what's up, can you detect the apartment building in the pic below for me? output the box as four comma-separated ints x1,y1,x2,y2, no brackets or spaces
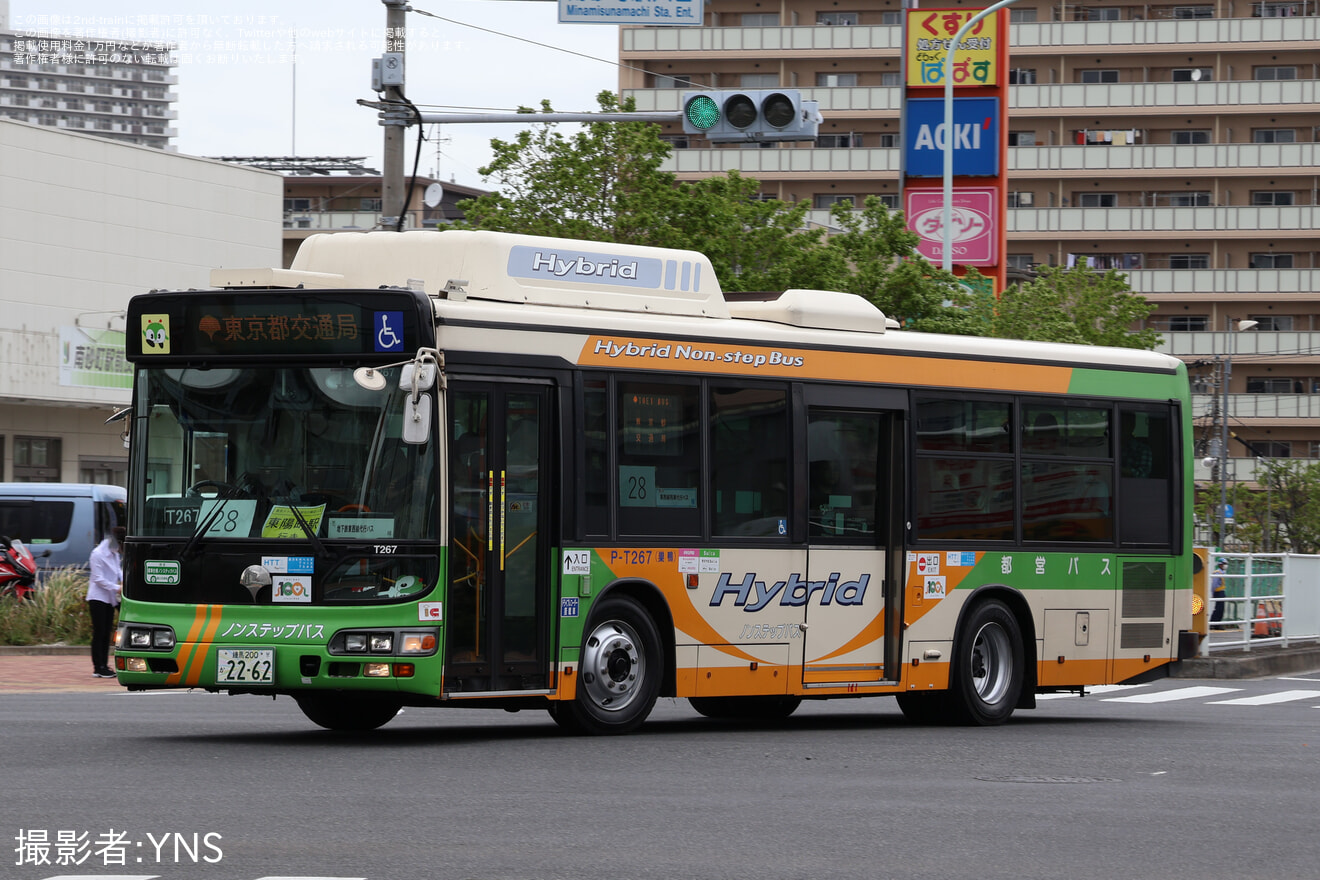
0,0,177,150
620,0,1320,489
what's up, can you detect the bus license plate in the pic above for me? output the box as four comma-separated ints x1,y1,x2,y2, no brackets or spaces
216,648,275,684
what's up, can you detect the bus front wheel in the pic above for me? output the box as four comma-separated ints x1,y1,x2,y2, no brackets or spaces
295,694,402,731
551,596,661,735
947,599,1024,726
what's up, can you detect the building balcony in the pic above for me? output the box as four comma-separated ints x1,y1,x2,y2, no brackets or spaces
1161,331,1320,360
1130,268,1320,296
1191,393,1320,420
1008,205,1320,237
283,210,436,232
626,78,1319,119
1191,456,1319,483
1011,143,1320,176
620,15,1319,56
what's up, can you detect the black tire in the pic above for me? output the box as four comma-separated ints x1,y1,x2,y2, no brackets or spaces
550,596,662,735
946,599,1024,726
689,695,802,721
895,691,950,725
295,694,403,731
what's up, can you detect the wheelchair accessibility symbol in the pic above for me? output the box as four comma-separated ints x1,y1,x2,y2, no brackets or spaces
374,311,404,352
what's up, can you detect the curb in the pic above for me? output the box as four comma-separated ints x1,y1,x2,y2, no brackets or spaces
1171,644,1320,680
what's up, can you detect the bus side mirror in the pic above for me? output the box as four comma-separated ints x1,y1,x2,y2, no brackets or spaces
402,393,431,445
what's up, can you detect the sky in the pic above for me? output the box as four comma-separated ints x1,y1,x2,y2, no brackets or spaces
17,0,623,188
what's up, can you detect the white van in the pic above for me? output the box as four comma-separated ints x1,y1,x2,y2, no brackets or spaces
0,483,126,571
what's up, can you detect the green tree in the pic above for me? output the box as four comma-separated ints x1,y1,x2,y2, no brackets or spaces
972,264,1161,349
454,92,678,245
1255,458,1320,554
827,196,974,333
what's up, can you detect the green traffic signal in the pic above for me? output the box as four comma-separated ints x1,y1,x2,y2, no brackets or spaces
684,94,720,131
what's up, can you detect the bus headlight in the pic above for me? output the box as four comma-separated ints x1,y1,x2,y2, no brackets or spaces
330,628,438,656
118,624,175,651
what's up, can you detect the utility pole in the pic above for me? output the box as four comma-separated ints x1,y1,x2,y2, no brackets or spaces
380,0,409,230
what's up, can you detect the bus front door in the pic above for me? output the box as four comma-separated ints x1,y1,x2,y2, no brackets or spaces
445,382,552,695
802,403,904,688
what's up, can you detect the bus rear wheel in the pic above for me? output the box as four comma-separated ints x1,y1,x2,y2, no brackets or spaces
295,694,403,731
689,696,802,721
947,599,1024,726
550,596,661,735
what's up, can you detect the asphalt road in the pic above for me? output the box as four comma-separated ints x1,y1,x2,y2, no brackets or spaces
4,674,1319,880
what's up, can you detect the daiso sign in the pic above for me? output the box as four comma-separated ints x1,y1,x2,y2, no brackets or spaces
905,187,997,266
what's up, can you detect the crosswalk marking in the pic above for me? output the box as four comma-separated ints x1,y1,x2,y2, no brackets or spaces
1206,690,1320,706
1102,685,1241,703
1037,684,1148,700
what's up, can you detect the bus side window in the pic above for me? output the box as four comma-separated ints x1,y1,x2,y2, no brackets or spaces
808,410,880,540
1119,408,1172,547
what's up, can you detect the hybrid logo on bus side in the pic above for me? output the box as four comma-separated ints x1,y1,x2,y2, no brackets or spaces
531,251,639,280
711,572,869,612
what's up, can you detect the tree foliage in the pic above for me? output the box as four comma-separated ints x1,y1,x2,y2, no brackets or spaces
1197,458,1320,553
971,264,1161,350
455,93,1159,350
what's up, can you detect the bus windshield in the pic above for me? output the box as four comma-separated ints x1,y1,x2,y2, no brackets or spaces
131,365,436,542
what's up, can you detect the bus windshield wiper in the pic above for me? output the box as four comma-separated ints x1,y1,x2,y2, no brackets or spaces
282,498,329,559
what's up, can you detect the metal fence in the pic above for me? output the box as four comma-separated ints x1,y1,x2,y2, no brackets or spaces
1204,553,1320,655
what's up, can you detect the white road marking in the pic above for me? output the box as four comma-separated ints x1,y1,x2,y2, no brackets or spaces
1206,690,1320,706
1037,684,1149,700
1103,685,1241,703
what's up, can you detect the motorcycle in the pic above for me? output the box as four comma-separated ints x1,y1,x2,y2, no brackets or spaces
0,535,40,601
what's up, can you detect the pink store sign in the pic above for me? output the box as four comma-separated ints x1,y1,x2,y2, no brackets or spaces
905,188,997,266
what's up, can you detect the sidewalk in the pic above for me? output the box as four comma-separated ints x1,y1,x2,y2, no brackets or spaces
3,642,1318,695
0,647,123,694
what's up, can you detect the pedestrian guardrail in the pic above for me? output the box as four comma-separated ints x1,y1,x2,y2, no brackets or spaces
1204,552,1320,655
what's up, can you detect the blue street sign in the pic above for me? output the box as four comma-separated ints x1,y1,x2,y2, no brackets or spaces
904,97,1000,177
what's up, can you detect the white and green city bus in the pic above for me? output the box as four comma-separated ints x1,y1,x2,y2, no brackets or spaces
116,229,1196,733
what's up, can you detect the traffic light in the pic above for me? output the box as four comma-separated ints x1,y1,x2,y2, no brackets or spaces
681,90,821,143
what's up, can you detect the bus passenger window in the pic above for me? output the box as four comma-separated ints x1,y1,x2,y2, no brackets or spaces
616,381,700,537
711,386,788,538
808,410,880,540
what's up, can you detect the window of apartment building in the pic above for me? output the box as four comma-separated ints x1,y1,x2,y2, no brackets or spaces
654,74,696,89
79,458,127,486
817,12,859,25
1077,193,1118,208
1080,70,1120,84
1171,130,1210,145
875,194,899,209
1247,378,1294,394
1254,66,1297,81
878,133,898,148
1253,128,1296,144
816,73,858,88
1009,68,1037,85
13,437,61,482
1172,5,1214,17
1168,254,1211,269
1167,316,1209,331
1255,3,1302,17
1008,131,1037,146
284,198,312,212
1006,254,1034,270
1249,315,1294,331
1070,253,1143,269
359,198,382,211
814,194,858,210
880,72,901,86
880,11,902,24
1252,191,1295,206
741,74,779,88
1007,191,1035,208
816,133,864,148
1171,68,1213,82
660,134,690,150
1010,7,1039,21
1166,192,1212,207
1250,253,1294,268
740,13,780,26
1253,440,1293,458
1251,127,1293,143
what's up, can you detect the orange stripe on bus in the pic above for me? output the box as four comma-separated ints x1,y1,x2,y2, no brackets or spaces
166,604,212,686
186,606,226,686
578,336,1074,394
808,609,885,665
